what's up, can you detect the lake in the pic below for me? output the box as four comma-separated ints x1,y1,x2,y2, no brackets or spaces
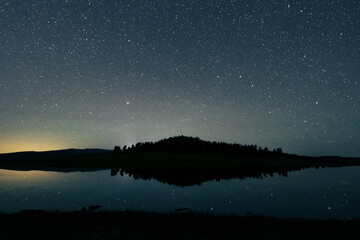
0,166,359,220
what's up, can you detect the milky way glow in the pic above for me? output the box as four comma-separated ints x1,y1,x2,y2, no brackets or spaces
0,0,359,157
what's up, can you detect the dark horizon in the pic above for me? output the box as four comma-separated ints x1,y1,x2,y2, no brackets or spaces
1,135,359,159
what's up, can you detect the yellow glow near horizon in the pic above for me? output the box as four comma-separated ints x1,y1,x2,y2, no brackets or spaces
0,135,73,153
0,169,64,181
0,140,68,153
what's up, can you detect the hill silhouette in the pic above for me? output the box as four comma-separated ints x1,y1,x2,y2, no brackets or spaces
115,135,287,157
1,136,359,186
0,149,112,161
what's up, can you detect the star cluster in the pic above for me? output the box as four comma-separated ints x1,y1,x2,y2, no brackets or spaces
0,0,359,156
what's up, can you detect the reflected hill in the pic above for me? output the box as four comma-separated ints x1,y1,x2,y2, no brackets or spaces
110,165,311,187
0,136,359,186
109,136,360,186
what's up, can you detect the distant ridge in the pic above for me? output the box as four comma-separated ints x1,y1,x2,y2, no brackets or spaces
0,149,112,161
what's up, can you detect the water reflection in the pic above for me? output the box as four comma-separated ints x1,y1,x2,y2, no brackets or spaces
0,169,63,182
110,165,317,187
1,167,360,220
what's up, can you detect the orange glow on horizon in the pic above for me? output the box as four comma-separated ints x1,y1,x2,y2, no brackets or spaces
0,135,74,154
0,169,64,181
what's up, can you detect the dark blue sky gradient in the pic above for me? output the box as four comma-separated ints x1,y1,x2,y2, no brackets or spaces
1,0,359,156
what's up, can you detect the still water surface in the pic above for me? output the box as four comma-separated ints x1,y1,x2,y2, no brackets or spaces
0,166,359,220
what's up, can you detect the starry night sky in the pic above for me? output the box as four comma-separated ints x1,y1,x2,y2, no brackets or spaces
0,0,359,156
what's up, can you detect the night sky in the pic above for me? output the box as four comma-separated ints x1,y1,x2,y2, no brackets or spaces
0,0,359,157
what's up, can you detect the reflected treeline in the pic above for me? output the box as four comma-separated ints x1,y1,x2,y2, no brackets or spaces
110,165,317,187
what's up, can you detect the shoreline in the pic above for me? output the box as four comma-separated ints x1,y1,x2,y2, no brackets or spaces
1,210,360,239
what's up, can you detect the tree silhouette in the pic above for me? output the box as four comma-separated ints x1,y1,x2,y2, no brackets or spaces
114,136,291,158
113,146,121,153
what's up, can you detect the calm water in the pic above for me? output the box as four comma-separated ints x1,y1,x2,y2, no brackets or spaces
0,166,360,220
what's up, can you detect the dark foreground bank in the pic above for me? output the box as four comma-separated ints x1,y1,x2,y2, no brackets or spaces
1,211,360,240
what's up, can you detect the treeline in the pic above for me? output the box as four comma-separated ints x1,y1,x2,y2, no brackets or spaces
114,136,289,157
